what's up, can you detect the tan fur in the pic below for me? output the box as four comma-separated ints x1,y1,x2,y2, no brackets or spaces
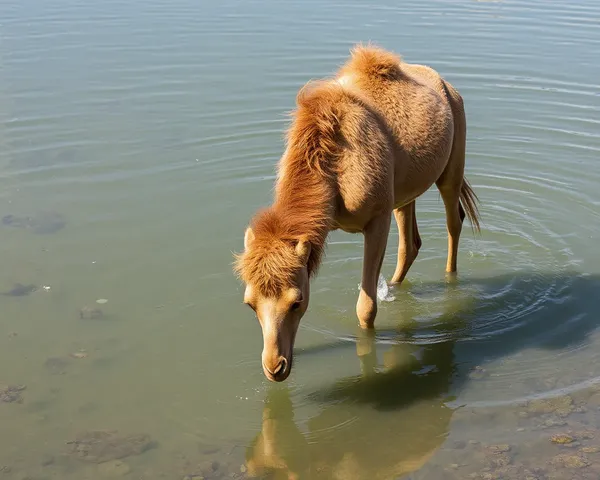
234,44,481,381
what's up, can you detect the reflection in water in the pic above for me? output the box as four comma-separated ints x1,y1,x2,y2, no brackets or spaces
246,311,463,479
244,270,600,479
245,387,309,480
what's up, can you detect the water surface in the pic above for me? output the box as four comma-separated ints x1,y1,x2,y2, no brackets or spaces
1,0,600,478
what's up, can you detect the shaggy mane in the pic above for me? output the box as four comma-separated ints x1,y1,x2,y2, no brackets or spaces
233,81,349,296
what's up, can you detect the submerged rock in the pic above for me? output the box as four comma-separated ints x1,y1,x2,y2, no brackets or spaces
542,417,567,428
527,395,574,417
2,212,65,234
67,430,154,463
575,429,596,440
581,446,600,454
551,434,575,445
0,384,26,403
1,283,38,297
551,453,590,468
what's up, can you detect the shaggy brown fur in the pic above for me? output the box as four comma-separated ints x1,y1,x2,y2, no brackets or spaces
233,84,342,296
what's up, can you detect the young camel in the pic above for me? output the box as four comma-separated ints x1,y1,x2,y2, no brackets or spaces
234,44,480,382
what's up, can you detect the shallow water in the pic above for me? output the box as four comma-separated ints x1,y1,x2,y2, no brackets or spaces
1,0,600,478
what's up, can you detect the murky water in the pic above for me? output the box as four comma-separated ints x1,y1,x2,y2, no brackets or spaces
1,0,600,478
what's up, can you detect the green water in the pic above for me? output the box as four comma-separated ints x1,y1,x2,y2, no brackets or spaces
1,0,600,478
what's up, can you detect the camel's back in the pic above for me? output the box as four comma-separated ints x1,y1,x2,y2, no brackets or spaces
336,46,455,165
335,46,457,206
402,63,451,101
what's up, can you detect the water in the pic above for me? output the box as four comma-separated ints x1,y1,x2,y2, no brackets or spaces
1,0,599,478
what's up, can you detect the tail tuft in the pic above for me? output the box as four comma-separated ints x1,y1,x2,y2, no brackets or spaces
460,177,481,233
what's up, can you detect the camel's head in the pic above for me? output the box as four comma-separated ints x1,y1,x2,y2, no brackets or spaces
234,225,312,382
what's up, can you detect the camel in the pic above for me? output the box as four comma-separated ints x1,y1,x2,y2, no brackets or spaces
233,44,481,382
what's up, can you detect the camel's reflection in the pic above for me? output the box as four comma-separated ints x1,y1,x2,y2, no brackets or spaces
244,270,600,478
245,326,458,480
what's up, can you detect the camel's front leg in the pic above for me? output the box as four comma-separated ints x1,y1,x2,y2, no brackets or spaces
356,213,391,329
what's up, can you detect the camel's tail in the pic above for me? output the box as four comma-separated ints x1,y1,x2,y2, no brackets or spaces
460,177,481,233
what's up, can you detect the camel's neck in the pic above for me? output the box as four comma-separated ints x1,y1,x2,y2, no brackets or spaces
272,160,335,275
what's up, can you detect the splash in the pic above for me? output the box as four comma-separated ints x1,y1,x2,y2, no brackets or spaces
358,274,395,302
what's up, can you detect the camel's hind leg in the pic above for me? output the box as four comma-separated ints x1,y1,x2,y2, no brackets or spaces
437,180,465,274
390,201,421,285
436,82,468,275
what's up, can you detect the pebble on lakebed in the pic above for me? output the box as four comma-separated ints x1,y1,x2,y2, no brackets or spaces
550,434,575,444
0,384,26,403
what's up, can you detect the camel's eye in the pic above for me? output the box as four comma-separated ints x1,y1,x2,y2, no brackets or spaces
245,302,256,312
291,301,301,311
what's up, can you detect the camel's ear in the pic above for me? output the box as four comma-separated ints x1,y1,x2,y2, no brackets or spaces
295,239,311,266
244,227,255,251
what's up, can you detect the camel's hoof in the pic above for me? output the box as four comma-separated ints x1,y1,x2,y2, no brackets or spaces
444,271,458,284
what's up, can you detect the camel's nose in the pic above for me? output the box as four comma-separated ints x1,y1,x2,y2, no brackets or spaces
263,357,288,382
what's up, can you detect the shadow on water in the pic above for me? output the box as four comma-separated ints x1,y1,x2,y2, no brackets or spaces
243,270,600,479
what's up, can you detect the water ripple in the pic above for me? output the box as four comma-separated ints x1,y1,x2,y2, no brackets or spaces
1,0,600,449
